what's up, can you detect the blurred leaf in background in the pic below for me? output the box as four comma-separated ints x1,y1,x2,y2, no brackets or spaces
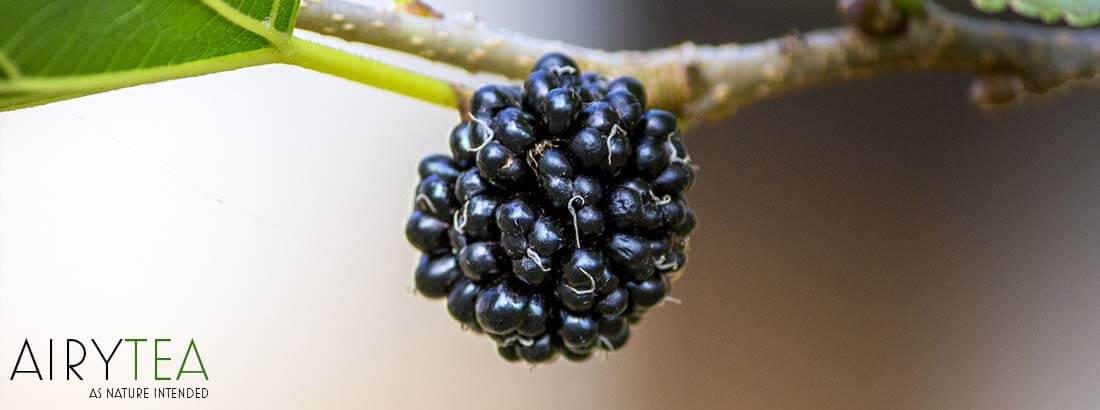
970,0,1100,26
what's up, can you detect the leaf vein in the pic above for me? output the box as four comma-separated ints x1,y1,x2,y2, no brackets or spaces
268,0,284,27
195,0,288,49
113,2,146,26
0,49,22,80
1,0,67,52
37,2,94,76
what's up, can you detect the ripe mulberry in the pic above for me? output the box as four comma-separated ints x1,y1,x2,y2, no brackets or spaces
405,52,696,364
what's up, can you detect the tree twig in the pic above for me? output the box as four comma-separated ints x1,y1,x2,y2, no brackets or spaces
296,0,1100,124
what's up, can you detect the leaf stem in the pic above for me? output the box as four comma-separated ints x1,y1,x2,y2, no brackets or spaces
284,38,460,109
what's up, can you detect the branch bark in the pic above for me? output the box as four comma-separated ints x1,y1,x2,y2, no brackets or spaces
296,0,1100,124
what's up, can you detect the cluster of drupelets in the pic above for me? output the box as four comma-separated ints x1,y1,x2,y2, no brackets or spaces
406,53,697,364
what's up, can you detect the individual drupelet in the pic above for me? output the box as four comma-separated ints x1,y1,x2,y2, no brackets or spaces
405,52,697,364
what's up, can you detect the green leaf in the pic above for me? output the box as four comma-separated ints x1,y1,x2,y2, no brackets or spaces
971,0,1100,26
0,0,301,111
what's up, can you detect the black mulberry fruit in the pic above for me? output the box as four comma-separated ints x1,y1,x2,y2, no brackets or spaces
405,53,696,364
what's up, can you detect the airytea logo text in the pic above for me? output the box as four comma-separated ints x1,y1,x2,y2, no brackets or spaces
8,338,210,400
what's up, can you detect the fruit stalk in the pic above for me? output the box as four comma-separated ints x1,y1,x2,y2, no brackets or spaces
285,38,466,110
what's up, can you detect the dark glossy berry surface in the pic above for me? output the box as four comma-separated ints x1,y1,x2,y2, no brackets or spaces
449,120,491,166
633,141,671,178
512,257,551,286
447,277,480,324
458,242,503,280
609,76,647,108
533,52,579,72
415,254,462,298
518,293,551,336
556,277,596,312
418,154,461,182
494,107,538,153
528,217,566,256
523,70,561,112
454,168,493,202
653,162,695,195
543,88,580,135
471,84,520,120
497,343,521,362
462,195,500,240
607,186,643,228
627,276,668,308
595,287,630,316
558,310,599,350
405,53,697,364
415,175,456,219
602,321,630,350
516,333,557,363
581,101,620,134
405,211,449,254
637,109,677,141
599,315,627,336
605,90,643,130
476,142,531,189
475,281,527,334
495,198,538,235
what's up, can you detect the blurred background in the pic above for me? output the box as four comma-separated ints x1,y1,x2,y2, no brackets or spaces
2,0,1099,409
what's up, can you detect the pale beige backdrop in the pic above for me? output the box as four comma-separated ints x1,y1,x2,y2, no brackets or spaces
4,0,1100,409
